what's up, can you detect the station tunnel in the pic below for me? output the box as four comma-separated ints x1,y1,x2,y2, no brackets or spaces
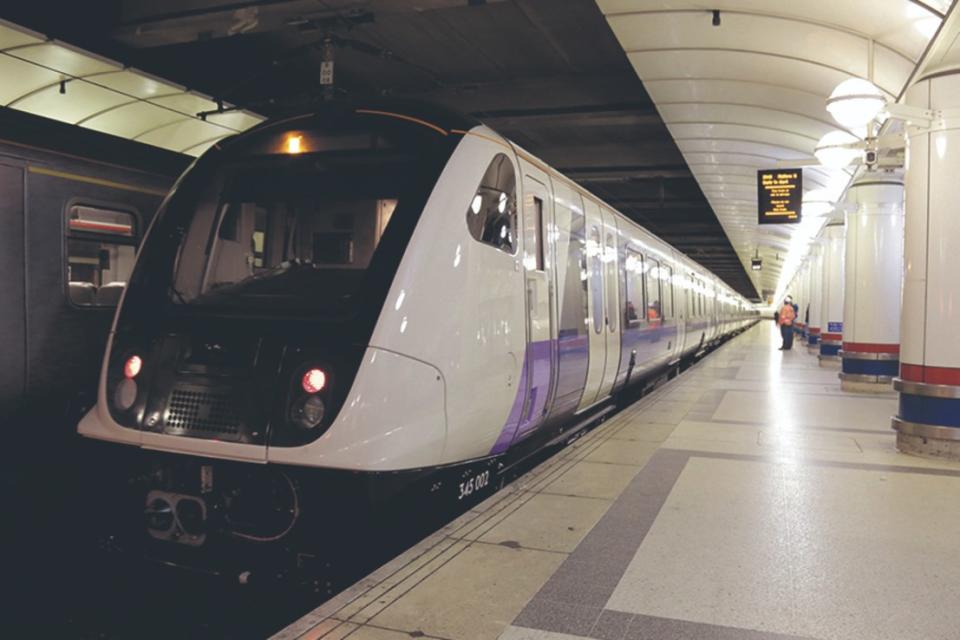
1,1,959,638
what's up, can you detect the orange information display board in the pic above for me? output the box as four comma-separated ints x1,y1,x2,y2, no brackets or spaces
757,169,802,224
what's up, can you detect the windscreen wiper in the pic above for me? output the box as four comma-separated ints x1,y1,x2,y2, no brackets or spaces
168,281,189,305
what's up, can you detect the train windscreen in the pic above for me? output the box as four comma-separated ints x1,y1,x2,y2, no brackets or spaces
163,121,445,317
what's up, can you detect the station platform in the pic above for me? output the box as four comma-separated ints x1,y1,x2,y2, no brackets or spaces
275,322,960,640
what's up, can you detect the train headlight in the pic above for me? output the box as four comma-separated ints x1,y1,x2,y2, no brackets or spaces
291,395,326,430
113,378,138,411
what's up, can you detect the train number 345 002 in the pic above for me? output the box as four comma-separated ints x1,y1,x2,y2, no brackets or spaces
458,470,491,500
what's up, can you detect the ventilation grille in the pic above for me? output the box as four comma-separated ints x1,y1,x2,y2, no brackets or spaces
165,387,241,438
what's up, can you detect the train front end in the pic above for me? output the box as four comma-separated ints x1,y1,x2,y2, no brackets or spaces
77,106,466,574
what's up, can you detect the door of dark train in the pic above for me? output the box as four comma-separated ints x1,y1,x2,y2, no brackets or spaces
0,163,25,422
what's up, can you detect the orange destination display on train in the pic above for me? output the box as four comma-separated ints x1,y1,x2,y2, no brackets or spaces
757,168,802,224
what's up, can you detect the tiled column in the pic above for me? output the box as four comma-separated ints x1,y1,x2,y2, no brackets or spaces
838,173,904,393
819,222,845,366
806,243,823,352
795,261,808,339
894,71,960,458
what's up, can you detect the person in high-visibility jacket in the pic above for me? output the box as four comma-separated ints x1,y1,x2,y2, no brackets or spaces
777,297,796,350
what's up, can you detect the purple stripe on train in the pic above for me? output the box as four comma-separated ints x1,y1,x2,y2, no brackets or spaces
489,335,587,454
489,320,695,456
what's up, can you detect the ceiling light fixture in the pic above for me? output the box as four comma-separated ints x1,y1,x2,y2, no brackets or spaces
814,130,862,169
826,78,886,128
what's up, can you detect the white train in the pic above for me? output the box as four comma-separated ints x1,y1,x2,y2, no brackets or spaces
78,103,756,564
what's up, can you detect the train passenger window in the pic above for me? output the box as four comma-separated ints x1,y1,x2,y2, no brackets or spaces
605,232,617,332
662,266,674,319
624,250,644,325
590,226,603,333
646,258,662,323
466,154,517,254
66,204,138,307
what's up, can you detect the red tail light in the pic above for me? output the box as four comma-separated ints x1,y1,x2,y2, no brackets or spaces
124,355,143,379
301,368,326,394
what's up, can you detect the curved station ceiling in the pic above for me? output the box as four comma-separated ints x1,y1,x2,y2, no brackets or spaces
597,0,951,297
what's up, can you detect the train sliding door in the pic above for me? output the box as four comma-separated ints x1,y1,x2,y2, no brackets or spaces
594,207,620,400
577,198,606,412
512,168,556,440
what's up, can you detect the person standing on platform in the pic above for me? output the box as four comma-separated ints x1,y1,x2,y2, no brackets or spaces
777,297,796,351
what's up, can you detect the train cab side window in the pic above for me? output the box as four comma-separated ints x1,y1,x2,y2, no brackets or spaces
66,205,138,307
625,250,644,326
466,154,517,254
646,257,663,323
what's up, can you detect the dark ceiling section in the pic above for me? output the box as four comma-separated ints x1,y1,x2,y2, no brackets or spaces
3,0,758,299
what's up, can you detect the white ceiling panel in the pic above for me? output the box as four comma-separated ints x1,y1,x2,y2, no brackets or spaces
80,101,186,138
205,110,265,132
0,20,42,49
136,118,233,153
646,79,830,117
658,103,839,139
90,70,182,100
610,12,871,79
8,43,121,77
148,93,219,117
677,138,812,160
599,0,941,294
668,123,819,153
630,50,863,96
0,55,60,105
12,81,131,124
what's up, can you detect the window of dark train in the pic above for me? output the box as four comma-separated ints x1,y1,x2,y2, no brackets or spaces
590,226,603,333
605,232,617,332
662,266,675,318
466,154,517,254
66,204,138,307
646,257,663,323
624,250,644,326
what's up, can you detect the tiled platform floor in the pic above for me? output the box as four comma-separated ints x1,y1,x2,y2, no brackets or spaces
275,323,960,640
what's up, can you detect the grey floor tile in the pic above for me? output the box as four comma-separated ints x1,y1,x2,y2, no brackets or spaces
514,599,602,638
